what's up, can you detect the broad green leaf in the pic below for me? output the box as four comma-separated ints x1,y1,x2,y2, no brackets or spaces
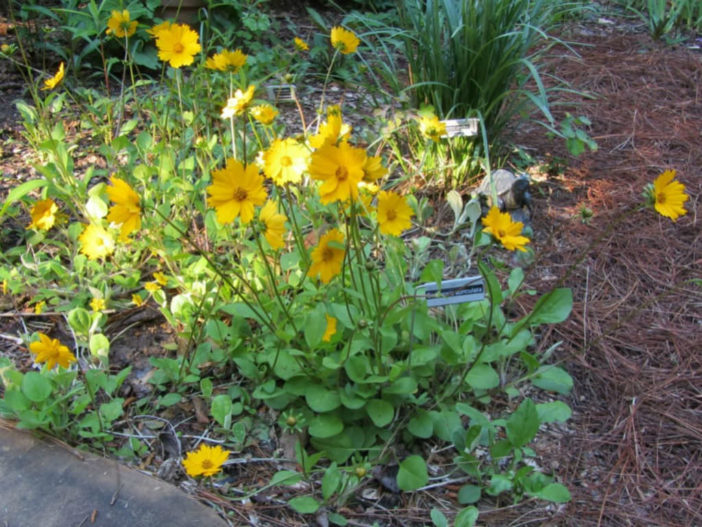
528,288,573,325
408,409,433,438
158,393,181,407
536,401,572,423
508,267,524,295
21,372,52,403
454,506,479,527
420,259,444,284
430,409,462,442
89,333,110,363
322,463,341,501
457,485,481,504
270,470,303,486
534,483,571,503
308,414,343,438
366,399,394,427
430,508,448,527
506,398,539,448
384,377,418,395
465,363,499,390
99,399,123,422
0,179,48,217
288,496,320,514
211,394,232,428
305,385,341,412
397,455,428,491
532,366,573,395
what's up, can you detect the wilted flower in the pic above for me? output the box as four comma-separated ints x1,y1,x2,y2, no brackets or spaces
155,23,201,68
263,138,309,186
106,176,141,241
482,206,530,252
29,332,76,370
309,142,366,204
309,229,345,283
205,48,247,72
42,62,65,91
376,190,414,236
182,443,230,478
259,201,287,250
207,158,267,224
330,26,359,54
650,169,688,221
79,224,115,260
106,10,137,38
28,199,59,231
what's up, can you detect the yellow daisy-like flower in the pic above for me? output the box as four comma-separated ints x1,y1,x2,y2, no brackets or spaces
418,114,446,142
34,301,46,315
79,224,115,260
207,158,267,224
106,10,137,38
250,104,278,125
29,333,76,370
144,282,161,293
330,26,359,54
221,85,256,119
309,142,367,204
322,314,337,342
132,294,144,307
293,37,309,51
376,190,414,236
652,169,688,221
106,176,141,241
263,138,309,186
155,23,201,68
42,62,65,91
153,272,168,286
309,106,351,149
28,198,59,231
147,20,173,38
205,48,247,72
362,155,388,184
259,200,287,250
90,297,106,312
182,443,230,478
481,206,530,252
309,229,345,284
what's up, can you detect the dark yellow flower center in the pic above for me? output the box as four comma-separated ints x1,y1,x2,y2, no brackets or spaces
201,459,213,470
321,247,334,262
335,166,348,182
497,229,506,238
386,210,397,221
173,42,184,54
657,192,666,204
281,156,292,167
234,188,248,202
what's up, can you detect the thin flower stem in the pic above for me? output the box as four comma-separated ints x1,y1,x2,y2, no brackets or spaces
316,49,340,132
229,116,237,160
283,185,310,268
175,68,184,117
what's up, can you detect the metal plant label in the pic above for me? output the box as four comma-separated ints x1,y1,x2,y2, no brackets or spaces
419,276,485,307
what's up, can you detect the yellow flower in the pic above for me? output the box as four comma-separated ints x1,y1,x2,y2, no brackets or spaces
259,200,287,250
29,333,76,370
2,279,8,295
155,23,201,68
263,138,309,186
153,272,168,286
207,158,267,224
144,282,161,293
106,10,137,38
183,443,230,478
322,314,337,342
309,142,367,204
309,105,351,149
293,37,309,51
28,198,59,231
250,104,278,125
330,26,359,54
376,190,414,236
34,301,46,315
90,297,106,312
418,114,446,142
205,48,247,72
362,155,388,184
147,20,173,38
221,85,255,119
652,169,688,221
132,293,144,307
79,224,115,260
42,62,65,91
309,229,345,284
481,206,530,252
106,176,141,241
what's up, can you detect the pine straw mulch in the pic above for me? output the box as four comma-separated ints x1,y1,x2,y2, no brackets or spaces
506,25,702,527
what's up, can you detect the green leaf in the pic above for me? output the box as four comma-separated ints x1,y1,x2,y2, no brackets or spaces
430,508,448,527
508,267,525,295
457,485,481,504
536,401,572,423
366,399,394,427
99,399,123,422
430,409,462,442
506,398,539,448
305,385,341,412
211,394,232,428
21,372,52,403
288,496,320,514
0,179,48,217
528,288,573,325
532,366,573,395
158,393,181,407
322,463,341,501
420,259,444,284
89,334,110,363
454,506,479,527
465,363,499,390
270,470,303,486
408,409,434,439
308,414,343,438
345,355,370,382
397,455,428,491
304,307,327,348
534,482,571,503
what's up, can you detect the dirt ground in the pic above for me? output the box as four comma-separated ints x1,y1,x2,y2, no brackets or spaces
1,6,701,527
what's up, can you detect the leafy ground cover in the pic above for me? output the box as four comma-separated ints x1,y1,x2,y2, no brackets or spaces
0,2,700,526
